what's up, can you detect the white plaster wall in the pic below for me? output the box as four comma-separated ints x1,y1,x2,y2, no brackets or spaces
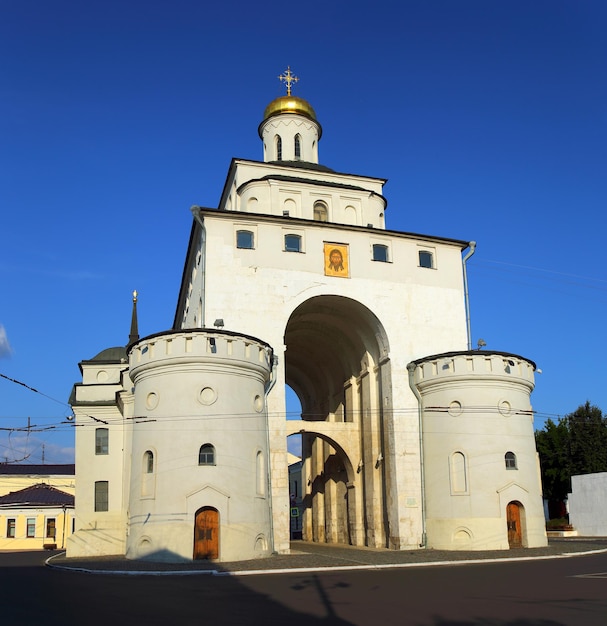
195,213,467,354
569,472,607,536
68,362,130,557
220,160,387,228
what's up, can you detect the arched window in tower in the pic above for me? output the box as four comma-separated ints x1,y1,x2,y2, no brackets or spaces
141,450,156,498
313,201,328,222
275,135,282,161
199,444,216,466
144,450,154,474
294,134,301,159
505,451,517,470
450,451,468,493
256,450,265,496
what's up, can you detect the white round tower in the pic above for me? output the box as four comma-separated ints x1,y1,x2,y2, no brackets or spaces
127,329,274,562
409,351,547,551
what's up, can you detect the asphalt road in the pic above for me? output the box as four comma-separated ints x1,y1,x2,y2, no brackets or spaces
2,550,607,625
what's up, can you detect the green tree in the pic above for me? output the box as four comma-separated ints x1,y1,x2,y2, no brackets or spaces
567,401,607,476
535,402,607,505
535,417,571,502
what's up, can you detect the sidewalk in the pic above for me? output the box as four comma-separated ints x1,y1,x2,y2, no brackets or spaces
46,538,607,577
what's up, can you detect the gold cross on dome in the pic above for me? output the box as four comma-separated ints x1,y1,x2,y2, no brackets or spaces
278,66,299,96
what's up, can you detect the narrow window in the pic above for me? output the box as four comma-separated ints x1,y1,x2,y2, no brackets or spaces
419,250,433,268
142,451,155,498
505,451,517,470
284,234,301,252
94,481,109,512
256,451,265,495
46,518,56,539
372,244,389,262
313,201,328,222
6,519,15,538
95,428,109,455
450,451,468,493
26,517,36,538
276,135,282,160
144,450,154,474
199,444,215,466
236,230,254,249
294,134,301,159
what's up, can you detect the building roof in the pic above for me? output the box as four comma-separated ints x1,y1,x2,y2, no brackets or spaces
262,95,317,122
84,346,128,363
0,483,74,507
0,463,75,476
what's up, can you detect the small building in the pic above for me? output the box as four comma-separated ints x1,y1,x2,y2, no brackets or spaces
568,472,607,536
0,483,74,550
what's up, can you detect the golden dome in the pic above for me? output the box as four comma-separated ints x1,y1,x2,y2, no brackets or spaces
263,95,317,122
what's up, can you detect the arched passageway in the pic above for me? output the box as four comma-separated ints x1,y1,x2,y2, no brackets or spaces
284,295,392,548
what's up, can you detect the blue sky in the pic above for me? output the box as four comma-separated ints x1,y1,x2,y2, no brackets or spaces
1,1,606,464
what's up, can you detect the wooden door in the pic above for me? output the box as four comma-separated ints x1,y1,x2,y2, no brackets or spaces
194,507,219,560
507,502,522,548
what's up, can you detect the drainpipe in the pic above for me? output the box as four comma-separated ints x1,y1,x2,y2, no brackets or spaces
61,505,67,549
264,353,279,554
407,362,427,548
462,241,476,351
191,207,207,329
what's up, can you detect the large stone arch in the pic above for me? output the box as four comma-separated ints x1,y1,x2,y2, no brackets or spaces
284,295,393,548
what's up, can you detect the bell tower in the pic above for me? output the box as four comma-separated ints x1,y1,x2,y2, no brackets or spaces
258,67,322,164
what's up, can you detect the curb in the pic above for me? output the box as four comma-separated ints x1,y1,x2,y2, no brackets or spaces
45,547,607,577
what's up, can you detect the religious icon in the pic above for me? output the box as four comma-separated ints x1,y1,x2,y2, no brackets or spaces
324,243,349,278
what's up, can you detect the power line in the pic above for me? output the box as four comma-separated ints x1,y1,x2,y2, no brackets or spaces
0,373,71,409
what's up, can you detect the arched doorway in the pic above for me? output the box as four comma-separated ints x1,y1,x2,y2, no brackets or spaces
193,507,219,559
506,501,523,548
284,295,391,549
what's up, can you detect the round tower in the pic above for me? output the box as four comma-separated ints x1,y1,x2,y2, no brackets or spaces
408,351,547,551
126,329,274,562
258,66,322,164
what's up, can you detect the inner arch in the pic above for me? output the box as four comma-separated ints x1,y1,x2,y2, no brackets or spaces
285,295,389,421
283,295,392,548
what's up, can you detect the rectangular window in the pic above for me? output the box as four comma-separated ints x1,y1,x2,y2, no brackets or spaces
418,250,434,269
372,244,389,262
94,481,109,512
95,427,109,455
46,518,56,539
284,234,302,252
6,518,15,538
236,230,254,249
26,517,36,538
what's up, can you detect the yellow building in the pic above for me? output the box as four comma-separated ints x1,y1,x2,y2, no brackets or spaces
0,465,75,551
0,483,74,550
